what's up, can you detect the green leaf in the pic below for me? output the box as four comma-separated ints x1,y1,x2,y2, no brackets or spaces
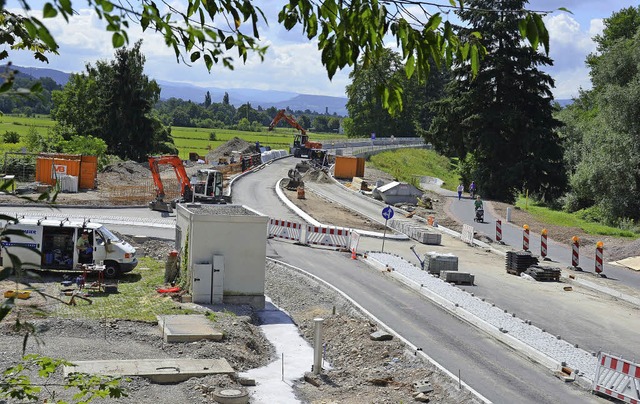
526,16,539,50
112,32,125,48
42,3,58,18
190,51,200,62
405,53,415,78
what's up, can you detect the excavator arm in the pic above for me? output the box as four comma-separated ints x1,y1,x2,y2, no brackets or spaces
268,109,310,146
148,155,192,212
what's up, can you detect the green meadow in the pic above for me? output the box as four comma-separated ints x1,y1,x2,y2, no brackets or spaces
0,115,345,159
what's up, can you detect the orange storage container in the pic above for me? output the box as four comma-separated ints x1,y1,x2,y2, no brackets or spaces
35,154,97,189
334,156,365,179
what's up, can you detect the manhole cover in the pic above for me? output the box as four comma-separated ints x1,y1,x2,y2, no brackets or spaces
212,388,249,404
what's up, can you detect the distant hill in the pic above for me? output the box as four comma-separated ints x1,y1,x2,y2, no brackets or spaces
10,65,348,115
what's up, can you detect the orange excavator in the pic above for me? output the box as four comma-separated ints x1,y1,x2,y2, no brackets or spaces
268,109,323,158
148,155,229,213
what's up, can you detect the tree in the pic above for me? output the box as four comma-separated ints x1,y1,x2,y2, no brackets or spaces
1,1,555,113
204,91,212,107
557,7,640,222
51,41,172,161
427,0,566,203
222,92,230,105
346,48,447,138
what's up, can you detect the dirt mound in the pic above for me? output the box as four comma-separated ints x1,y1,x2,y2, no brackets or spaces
97,160,151,187
302,169,332,183
207,137,259,163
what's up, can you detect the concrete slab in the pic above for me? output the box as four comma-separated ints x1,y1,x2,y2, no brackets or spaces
610,256,640,271
157,314,224,343
63,358,234,383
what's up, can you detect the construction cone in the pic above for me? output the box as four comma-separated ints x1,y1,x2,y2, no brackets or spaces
351,249,357,260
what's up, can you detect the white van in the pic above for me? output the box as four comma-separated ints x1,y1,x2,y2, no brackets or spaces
1,217,138,278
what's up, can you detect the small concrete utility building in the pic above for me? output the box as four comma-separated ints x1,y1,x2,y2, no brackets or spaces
375,181,423,205
176,203,268,309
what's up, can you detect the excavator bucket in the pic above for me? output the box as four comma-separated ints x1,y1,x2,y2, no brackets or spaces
149,197,173,213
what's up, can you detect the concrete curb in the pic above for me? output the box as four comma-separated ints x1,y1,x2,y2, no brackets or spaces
267,257,492,404
363,255,594,390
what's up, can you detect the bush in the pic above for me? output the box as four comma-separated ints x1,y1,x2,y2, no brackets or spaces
2,131,20,143
209,132,217,141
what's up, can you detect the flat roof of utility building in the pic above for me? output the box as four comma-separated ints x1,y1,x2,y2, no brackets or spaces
181,203,262,216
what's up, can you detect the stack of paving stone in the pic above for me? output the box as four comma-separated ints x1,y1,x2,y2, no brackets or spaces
389,219,441,245
523,265,561,282
505,250,539,276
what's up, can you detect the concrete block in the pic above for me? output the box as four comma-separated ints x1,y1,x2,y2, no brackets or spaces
424,253,458,275
441,271,475,285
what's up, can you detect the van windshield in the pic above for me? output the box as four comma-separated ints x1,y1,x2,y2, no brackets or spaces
97,226,121,243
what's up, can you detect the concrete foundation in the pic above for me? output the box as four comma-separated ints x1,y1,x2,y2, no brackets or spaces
63,358,234,383
157,314,223,343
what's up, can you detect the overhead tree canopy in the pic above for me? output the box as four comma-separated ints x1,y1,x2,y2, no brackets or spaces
0,0,562,112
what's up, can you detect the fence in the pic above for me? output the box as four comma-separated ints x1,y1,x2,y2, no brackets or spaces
2,152,37,182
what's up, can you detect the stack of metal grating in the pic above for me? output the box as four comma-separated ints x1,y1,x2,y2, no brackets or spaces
505,250,539,276
523,265,561,282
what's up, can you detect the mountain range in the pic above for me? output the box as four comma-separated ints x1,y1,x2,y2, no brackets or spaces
9,65,573,113
10,65,349,116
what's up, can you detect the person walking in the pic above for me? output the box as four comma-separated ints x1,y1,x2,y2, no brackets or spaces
469,181,477,198
457,183,464,200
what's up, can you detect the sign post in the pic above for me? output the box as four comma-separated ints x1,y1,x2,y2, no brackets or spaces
381,206,394,252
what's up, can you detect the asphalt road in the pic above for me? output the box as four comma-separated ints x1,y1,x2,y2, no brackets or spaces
232,158,599,403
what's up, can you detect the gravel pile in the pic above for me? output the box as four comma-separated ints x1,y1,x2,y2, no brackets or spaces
367,252,598,383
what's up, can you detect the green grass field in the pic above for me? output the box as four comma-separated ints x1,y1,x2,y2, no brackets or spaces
0,115,345,159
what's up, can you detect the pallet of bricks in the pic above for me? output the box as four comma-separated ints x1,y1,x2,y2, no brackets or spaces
523,265,561,282
505,250,538,276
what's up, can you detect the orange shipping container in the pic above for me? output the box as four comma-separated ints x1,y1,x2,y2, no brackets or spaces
35,154,97,189
334,156,365,179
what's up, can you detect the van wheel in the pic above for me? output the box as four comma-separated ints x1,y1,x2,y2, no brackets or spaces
104,263,120,278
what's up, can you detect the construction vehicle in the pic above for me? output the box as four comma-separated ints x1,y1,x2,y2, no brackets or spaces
268,109,324,158
148,155,230,213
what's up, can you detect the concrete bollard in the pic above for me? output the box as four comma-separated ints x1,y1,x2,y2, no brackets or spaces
506,207,512,222
313,318,324,375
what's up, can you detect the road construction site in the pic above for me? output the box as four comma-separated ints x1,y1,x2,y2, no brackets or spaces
2,151,639,403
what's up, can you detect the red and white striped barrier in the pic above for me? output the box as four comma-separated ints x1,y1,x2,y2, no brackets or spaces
522,225,530,251
495,220,502,242
596,241,604,274
268,219,303,242
572,236,580,268
305,225,350,249
593,352,640,403
541,229,548,259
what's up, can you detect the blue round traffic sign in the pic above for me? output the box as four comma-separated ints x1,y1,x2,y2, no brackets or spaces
382,206,394,220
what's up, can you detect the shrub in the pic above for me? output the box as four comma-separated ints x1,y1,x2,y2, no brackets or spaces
2,131,20,143
209,132,217,141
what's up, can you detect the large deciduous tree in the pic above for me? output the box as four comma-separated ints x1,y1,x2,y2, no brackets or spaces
557,6,640,222
427,0,566,203
346,49,447,138
51,41,174,161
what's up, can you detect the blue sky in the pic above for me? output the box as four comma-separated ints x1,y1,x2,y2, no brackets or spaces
4,0,639,100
